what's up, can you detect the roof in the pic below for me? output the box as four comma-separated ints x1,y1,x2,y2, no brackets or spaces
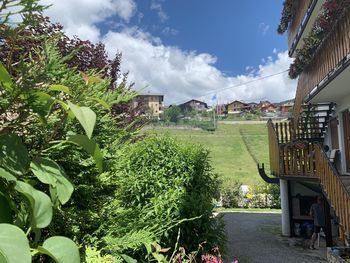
182,99,207,104
137,94,164,101
227,100,248,106
180,99,208,107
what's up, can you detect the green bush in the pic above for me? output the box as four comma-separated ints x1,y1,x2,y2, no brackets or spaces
103,135,225,257
221,181,242,208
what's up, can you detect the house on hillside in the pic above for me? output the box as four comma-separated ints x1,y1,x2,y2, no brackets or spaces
261,1,350,248
226,100,250,114
278,100,294,113
257,100,277,113
248,102,258,111
132,94,164,118
216,104,228,117
179,99,208,112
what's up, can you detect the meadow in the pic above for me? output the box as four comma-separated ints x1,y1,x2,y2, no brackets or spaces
145,123,271,189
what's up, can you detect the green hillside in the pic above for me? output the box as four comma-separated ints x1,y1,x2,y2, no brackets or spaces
145,123,270,189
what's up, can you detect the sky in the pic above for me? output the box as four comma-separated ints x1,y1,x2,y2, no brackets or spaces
40,0,297,105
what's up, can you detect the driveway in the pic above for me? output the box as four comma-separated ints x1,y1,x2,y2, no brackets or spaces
223,212,327,263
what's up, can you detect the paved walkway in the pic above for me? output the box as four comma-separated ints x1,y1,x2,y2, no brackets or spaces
223,212,327,263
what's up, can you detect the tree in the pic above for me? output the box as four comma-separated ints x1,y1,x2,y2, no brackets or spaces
164,105,181,123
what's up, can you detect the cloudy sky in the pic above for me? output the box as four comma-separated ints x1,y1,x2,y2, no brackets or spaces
40,0,297,105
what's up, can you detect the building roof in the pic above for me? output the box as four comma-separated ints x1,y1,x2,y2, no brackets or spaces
137,94,164,101
180,99,208,108
227,100,249,106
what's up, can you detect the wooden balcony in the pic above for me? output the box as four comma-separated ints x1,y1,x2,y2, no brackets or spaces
268,119,350,238
288,0,318,56
292,9,350,128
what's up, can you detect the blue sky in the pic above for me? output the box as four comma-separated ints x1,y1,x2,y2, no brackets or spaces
129,0,287,75
42,0,296,104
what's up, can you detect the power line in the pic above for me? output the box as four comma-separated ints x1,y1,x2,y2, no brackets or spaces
171,69,289,105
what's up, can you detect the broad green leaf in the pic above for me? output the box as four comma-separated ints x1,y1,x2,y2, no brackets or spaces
68,101,96,139
0,224,31,263
0,134,29,176
87,97,110,110
0,193,12,223
37,236,80,263
56,100,75,119
15,181,52,229
0,63,12,90
49,85,71,94
0,168,16,181
30,91,55,120
67,135,103,172
30,158,73,205
121,254,138,263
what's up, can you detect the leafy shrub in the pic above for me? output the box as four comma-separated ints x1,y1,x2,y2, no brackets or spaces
101,135,225,258
221,181,242,208
243,183,280,209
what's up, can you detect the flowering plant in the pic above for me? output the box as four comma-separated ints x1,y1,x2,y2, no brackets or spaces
277,0,297,34
289,0,350,79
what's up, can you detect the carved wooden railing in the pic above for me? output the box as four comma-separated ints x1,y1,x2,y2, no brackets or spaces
288,0,314,51
293,9,350,129
280,142,316,178
268,121,350,237
267,119,280,176
273,120,323,144
315,144,350,238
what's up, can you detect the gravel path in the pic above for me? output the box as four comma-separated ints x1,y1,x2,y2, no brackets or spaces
223,212,327,263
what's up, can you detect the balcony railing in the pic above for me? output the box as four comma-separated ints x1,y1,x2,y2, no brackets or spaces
288,0,315,54
268,121,350,237
267,120,280,176
293,9,350,129
315,144,350,238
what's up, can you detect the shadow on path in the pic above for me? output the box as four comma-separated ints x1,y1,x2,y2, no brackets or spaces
223,212,327,263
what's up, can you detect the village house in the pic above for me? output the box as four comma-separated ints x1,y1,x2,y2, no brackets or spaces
261,0,350,250
132,94,164,118
257,100,277,113
226,100,250,114
179,99,208,112
278,100,294,113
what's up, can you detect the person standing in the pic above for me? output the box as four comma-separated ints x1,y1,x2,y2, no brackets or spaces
309,196,325,249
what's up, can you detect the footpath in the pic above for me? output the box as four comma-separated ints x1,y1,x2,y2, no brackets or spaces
223,212,327,263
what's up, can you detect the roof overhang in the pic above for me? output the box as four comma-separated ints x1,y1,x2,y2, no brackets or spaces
307,54,350,104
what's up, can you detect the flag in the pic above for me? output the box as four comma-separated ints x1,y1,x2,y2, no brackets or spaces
211,94,217,101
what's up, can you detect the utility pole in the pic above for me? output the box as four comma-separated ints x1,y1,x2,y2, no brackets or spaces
213,106,216,129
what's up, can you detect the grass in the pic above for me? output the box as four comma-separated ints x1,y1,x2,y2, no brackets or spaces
144,123,270,188
215,207,281,213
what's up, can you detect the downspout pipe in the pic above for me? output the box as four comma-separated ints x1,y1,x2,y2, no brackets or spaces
257,163,279,184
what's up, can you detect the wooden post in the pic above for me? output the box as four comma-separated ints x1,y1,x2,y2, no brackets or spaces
324,198,333,247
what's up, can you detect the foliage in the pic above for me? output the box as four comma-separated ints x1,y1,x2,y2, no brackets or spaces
221,181,242,208
98,135,225,259
0,57,89,261
243,183,280,209
164,105,182,123
0,2,141,261
289,0,350,79
0,0,47,26
277,0,297,34
1,2,227,262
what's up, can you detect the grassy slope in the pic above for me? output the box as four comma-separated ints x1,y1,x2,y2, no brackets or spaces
145,123,270,189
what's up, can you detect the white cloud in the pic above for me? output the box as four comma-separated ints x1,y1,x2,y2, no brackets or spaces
41,0,136,42
259,22,270,36
150,0,168,22
103,29,297,105
38,1,296,105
